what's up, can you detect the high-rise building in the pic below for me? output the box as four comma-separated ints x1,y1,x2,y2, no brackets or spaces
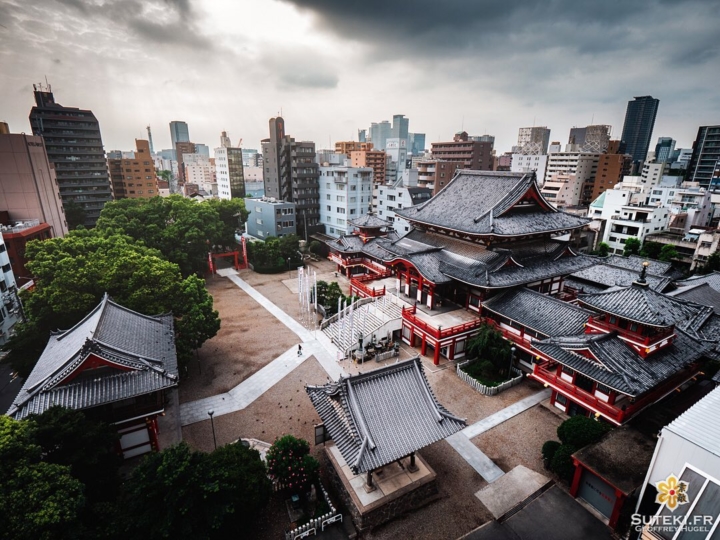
543,152,600,206
654,137,676,164
169,121,189,159
431,131,494,170
409,133,426,156
620,96,659,163
175,141,196,182
568,125,611,153
335,141,374,156
589,153,633,202
515,127,551,155
261,117,321,239
107,139,158,199
687,126,720,188
0,129,68,237
358,129,367,143
350,149,387,185
28,84,113,227
369,121,391,151
215,131,245,200
416,160,464,194
318,165,373,238
391,114,409,142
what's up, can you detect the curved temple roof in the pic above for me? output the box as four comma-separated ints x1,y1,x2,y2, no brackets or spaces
396,170,589,237
306,357,465,474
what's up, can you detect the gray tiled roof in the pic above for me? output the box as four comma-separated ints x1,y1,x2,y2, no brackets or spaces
306,357,465,474
348,213,390,228
562,277,607,295
9,294,178,419
674,271,720,293
396,170,589,237
605,255,672,276
482,288,592,338
570,264,672,292
669,283,720,314
578,284,714,330
534,330,709,396
327,235,366,253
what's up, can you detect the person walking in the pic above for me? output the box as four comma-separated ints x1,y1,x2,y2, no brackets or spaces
298,344,303,357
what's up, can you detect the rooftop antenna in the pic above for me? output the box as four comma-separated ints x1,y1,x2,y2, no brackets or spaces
590,113,595,125
44,75,51,92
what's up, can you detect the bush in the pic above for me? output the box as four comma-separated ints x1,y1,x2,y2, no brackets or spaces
266,435,319,492
466,325,512,374
462,360,505,387
542,440,562,462
551,444,577,482
557,416,611,448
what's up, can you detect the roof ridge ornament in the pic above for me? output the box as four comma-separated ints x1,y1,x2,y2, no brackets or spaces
634,261,650,287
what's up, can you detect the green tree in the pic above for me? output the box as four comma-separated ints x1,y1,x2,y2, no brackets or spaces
596,242,609,257
639,240,663,260
0,416,85,540
26,407,120,503
557,416,611,448
121,442,270,540
550,444,577,482
204,198,249,249
623,237,641,256
2,229,219,377
698,251,720,274
157,170,172,182
266,435,319,493
63,200,87,230
467,324,512,374
658,244,679,262
96,196,227,276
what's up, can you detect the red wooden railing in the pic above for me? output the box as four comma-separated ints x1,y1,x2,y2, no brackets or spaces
351,279,386,298
402,305,485,340
586,316,674,347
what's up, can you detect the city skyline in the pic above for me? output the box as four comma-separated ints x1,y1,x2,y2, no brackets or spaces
1,0,718,152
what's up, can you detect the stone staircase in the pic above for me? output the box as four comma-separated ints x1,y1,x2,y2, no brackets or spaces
321,296,404,355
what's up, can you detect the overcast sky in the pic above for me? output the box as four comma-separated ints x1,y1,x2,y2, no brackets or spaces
1,0,719,154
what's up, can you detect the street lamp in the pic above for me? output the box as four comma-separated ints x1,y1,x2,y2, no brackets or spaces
287,257,291,278
208,409,217,450
508,346,516,379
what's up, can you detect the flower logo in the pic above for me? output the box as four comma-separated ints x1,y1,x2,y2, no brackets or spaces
655,474,690,511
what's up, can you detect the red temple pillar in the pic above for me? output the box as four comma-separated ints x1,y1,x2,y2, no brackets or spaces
569,459,583,496
428,284,435,309
433,342,440,365
421,333,427,356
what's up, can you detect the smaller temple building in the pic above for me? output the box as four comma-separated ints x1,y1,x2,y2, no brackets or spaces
307,357,465,529
7,294,178,458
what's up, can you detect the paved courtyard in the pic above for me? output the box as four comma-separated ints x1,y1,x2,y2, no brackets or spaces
177,262,572,538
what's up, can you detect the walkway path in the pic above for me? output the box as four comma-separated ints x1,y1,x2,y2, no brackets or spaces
445,389,551,483
180,270,345,426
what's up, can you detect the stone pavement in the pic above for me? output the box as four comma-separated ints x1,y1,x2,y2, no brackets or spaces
180,270,346,426
445,389,551,483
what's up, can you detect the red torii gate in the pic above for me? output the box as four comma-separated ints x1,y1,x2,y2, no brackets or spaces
207,237,249,274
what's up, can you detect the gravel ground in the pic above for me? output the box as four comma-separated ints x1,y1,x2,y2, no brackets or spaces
472,403,564,477
178,276,300,403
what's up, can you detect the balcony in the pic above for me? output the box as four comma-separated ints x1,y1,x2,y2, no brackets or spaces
402,305,484,340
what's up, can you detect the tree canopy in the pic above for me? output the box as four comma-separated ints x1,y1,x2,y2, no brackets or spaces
247,234,302,273
658,244,679,262
698,251,720,275
62,200,87,231
96,196,248,276
2,228,219,377
623,237,641,256
121,442,271,540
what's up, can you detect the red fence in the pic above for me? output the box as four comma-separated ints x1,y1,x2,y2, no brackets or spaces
402,305,485,340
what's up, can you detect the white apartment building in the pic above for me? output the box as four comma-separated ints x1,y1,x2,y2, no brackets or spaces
183,153,216,194
640,161,664,186
589,189,669,254
669,187,714,231
319,166,373,237
511,154,548,186
544,152,599,187
540,173,583,207
376,185,432,236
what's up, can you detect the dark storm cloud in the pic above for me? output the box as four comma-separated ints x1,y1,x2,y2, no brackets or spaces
282,0,720,65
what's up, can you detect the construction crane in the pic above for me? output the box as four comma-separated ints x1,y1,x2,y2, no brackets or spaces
146,125,155,154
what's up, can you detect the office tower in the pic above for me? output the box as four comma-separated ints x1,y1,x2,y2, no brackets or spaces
175,141,196,182
358,129,367,143
391,114,409,142
409,133,426,156
688,126,720,188
654,137,676,164
369,121,391,151
261,117,321,239
107,140,158,199
431,131,494,170
515,127,551,155
194,143,210,158
215,131,245,199
28,84,113,227
568,125,611,153
0,128,68,237
169,121,190,158
620,96,659,163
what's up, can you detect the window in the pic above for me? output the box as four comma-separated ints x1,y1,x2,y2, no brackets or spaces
256,218,263,224
350,209,356,214
1,264,9,274
337,207,345,214
326,194,331,200
0,245,5,253
327,205,331,211
555,394,567,406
